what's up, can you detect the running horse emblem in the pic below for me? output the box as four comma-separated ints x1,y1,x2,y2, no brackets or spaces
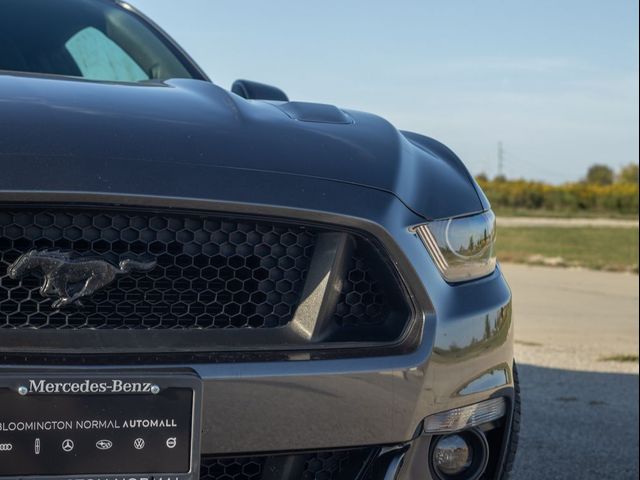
7,250,156,309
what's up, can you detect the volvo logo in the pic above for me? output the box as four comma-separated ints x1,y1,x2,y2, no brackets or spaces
96,439,113,450
7,250,156,309
166,437,177,449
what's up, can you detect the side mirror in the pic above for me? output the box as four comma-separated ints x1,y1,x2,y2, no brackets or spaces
231,79,289,102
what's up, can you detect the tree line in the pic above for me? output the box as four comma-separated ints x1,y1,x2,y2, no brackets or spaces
476,163,639,215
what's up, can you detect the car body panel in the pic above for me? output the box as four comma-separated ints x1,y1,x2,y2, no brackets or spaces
0,3,514,475
0,184,512,454
0,73,485,221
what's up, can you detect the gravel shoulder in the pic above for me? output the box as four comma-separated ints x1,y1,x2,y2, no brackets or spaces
503,262,639,373
498,217,639,229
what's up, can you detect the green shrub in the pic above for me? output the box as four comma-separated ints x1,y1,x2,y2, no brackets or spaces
477,179,639,215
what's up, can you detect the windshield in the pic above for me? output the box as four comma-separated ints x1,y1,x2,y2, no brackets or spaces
0,0,201,83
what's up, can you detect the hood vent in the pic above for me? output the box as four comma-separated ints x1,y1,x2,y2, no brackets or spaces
276,101,353,124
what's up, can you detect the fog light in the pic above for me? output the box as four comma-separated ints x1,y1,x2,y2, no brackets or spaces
430,429,489,480
432,434,472,475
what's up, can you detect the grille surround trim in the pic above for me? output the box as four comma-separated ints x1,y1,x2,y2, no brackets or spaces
0,200,419,359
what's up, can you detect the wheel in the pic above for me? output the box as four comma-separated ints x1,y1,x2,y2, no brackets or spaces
499,362,521,480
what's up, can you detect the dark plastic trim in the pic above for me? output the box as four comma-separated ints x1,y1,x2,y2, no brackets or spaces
0,193,429,362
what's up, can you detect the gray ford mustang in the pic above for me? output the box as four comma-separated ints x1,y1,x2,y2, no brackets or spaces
0,1,519,479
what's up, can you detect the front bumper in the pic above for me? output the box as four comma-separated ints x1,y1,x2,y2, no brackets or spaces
187,263,512,455
0,172,514,479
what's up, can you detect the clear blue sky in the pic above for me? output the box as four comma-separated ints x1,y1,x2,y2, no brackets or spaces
133,0,638,183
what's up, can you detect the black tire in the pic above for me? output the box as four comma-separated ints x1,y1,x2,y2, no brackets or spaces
499,362,521,480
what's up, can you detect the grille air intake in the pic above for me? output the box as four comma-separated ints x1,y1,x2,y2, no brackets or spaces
200,448,374,480
0,207,410,357
0,209,314,330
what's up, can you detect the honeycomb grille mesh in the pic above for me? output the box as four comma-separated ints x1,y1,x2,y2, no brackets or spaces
302,450,357,480
0,209,315,330
200,449,372,480
333,256,388,327
200,456,264,480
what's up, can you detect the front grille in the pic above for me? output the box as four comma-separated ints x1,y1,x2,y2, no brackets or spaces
200,448,375,480
0,209,315,330
0,206,411,355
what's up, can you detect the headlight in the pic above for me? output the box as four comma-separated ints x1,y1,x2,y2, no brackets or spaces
414,211,496,282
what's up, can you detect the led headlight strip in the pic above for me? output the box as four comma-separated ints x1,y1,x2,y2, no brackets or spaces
415,224,449,273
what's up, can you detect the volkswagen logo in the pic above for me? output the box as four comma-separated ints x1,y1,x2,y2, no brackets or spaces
96,439,113,450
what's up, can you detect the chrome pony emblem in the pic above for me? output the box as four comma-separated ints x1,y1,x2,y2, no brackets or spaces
7,250,156,309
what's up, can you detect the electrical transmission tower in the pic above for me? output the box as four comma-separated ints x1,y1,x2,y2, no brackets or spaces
497,141,504,177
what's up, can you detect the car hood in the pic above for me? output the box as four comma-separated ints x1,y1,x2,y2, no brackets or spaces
0,73,484,220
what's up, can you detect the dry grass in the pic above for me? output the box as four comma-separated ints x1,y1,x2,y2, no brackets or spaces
497,226,639,272
599,354,639,363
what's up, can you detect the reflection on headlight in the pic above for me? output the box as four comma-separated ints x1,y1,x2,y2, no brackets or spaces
414,211,497,282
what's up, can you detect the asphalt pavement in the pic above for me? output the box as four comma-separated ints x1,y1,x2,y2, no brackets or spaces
502,263,639,480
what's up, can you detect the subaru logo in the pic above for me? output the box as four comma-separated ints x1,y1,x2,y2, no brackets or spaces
96,439,113,450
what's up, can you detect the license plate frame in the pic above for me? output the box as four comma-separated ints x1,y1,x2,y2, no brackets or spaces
0,371,202,480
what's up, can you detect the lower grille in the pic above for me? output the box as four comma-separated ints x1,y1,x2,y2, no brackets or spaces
200,448,375,480
303,450,364,479
200,456,264,480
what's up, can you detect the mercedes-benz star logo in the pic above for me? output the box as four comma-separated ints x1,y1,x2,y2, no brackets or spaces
62,439,74,452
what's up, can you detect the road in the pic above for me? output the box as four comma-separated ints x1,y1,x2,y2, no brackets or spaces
498,216,639,229
502,263,639,479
